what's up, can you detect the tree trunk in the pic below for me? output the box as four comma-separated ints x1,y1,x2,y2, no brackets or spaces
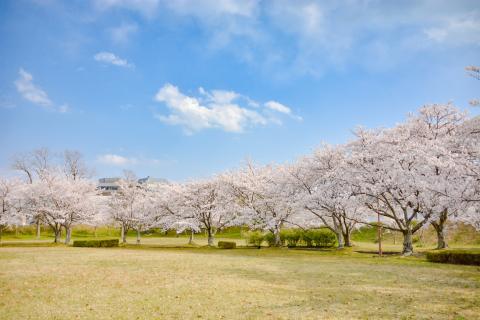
273,227,282,247
120,224,127,244
53,225,61,243
94,226,97,238
0,226,3,244
432,209,448,249
64,226,72,245
434,227,447,249
343,229,352,247
136,229,141,245
402,229,414,256
207,234,214,246
36,218,41,240
188,229,194,245
335,230,345,249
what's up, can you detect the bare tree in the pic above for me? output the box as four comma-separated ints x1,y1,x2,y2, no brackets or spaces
63,150,89,180
31,148,51,180
466,65,480,80
11,153,34,184
11,148,92,240
11,149,52,239
466,65,479,106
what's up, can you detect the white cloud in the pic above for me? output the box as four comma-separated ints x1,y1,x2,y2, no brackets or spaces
96,153,168,167
154,84,296,134
97,154,136,166
14,68,52,108
109,23,138,44
199,88,240,104
94,0,257,19
424,14,480,46
154,84,265,133
94,51,133,68
91,1,480,77
264,101,291,114
94,0,160,18
14,68,72,113
165,0,257,19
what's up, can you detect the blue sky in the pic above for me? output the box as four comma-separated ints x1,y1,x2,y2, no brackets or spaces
1,0,479,181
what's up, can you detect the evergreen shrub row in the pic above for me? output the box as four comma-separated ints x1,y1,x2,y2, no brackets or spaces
245,228,336,248
73,239,119,247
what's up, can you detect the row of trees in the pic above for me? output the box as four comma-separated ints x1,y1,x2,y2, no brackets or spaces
0,104,479,255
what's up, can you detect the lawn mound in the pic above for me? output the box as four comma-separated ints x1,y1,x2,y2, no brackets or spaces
73,239,119,248
218,241,236,249
426,250,480,266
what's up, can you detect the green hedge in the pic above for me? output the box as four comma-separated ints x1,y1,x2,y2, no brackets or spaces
73,239,119,248
426,250,480,266
245,231,264,248
218,241,236,249
244,229,336,248
282,229,302,247
263,232,280,247
303,229,336,248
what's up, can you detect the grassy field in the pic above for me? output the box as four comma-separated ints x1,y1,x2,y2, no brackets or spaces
1,241,479,319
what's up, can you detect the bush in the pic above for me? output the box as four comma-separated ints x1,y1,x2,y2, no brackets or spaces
426,250,480,266
264,232,276,247
282,229,303,247
218,241,236,249
263,232,285,247
73,239,119,248
304,229,336,248
245,231,264,248
302,230,314,247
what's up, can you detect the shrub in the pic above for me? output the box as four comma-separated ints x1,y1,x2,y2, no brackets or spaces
73,239,119,248
304,229,336,247
426,250,480,266
218,241,236,249
264,232,276,246
282,229,303,247
302,230,314,247
245,231,264,248
263,232,285,247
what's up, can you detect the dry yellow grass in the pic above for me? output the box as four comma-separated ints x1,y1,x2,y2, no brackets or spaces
0,245,479,319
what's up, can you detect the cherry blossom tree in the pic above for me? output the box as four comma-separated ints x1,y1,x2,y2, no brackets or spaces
109,177,142,244
466,65,479,106
226,162,297,247
345,103,480,254
0,177,23,243
288,145,366,248
107,173,160,244
172,177,239,246
455,115,480,229
59,179,99,244
402,104,474,249
11,148,91,239
18,172,98,244
148,182,200,244
11,148,52,238
347,125,434,255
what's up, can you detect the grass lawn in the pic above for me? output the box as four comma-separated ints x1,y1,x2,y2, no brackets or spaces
1,243,479,319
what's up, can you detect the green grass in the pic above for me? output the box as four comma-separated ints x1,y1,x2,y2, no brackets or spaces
1,241,479,319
